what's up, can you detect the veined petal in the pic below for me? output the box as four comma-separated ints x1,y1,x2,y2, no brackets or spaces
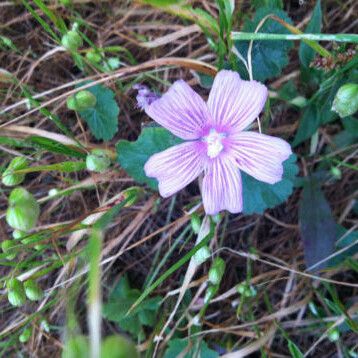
230,132,292,184
145,80,210,140
202,156,243,215
207,70,268,133
144,141,205,197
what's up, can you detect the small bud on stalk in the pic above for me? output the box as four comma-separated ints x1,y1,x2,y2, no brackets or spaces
85,149,111,173
2,157,28,187
67,90,97,111
7,278,26,307
332,83,358,118
6,187,40,232
61,30,83,51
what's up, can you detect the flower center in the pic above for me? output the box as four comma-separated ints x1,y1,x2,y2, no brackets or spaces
203,129,226,158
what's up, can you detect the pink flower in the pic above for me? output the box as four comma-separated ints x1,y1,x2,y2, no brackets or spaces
144,70,292,215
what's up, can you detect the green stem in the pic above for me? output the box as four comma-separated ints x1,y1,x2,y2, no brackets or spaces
231,32,358,43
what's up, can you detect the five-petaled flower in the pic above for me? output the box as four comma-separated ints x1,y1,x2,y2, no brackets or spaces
143,70,292,215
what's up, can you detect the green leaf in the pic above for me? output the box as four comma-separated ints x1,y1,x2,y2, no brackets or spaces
116,126,182,190
328,226,358,267
252,0,283,9
242,154,298,214
164,338,218,358
298,176,337,271
331,117,358,149
235,7,293,81
288,340,304,358
292,104,320,147
299,0,322,67
29,136,86,158
78,84,119,141
102,275,161,342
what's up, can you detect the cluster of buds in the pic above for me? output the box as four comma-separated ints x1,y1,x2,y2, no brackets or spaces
6,278,44,307
310,46,356,71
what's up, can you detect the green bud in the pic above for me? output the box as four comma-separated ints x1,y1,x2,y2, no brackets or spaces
332,83,358,118
40,319,50,333
193,245,211,265
62,336,89,358
330,166,342,179
86,50,102,64
236,282,256,298
204,285,218,304
19,327,32,343
327,327,340,342
24,280,44,301
48,188,60,197
1,239,17,260
7,278,26,307
13,230,26,240
67,90,97,111
290,96,307,108
208,257,225,285
103,57,120,71
190,213,201,234
101,335,139,358
61,30,83,51
86,149,111,173
6,188,40,232
2,157,28,186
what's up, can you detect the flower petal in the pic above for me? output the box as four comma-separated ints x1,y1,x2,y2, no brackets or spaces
202,156,243,215
230,132,292,184
207,70,268,133
145,80,210,140
144,141,205,197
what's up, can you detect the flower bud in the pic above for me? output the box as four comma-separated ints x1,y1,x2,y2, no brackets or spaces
86,50,102,64
236,282,257,298
330,166,342,179
13,230,26,240
193,245,211,265
40,319,50,333
2,157,28,187
332,83,358,118
61,30,83,51
327,327,340,342
204,285,218,304
86,149,111,173
67,90,96,111
47,188,59,197
190,213,201,234
101,335,139,358
24,279,44,301
7,278,26,307
208,257,225,285
6,188,40,232
133,84,160,110
19,327,32,343
1,239,17,260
